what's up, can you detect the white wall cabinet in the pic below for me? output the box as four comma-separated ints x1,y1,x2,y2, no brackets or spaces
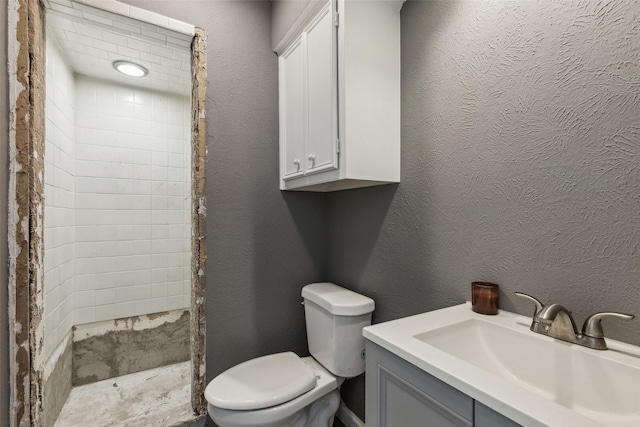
276,0,402,192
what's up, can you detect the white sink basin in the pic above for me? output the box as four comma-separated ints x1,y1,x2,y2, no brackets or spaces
363,303,640,426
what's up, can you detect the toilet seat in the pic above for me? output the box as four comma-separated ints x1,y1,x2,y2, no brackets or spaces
207,356,343,427
205,352,317,410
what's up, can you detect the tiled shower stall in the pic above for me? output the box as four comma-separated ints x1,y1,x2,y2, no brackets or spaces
44,28,191,381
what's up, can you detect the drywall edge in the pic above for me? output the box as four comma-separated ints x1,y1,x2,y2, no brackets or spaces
190,26,208,416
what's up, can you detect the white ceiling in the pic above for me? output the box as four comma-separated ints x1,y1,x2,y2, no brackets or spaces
44,0,192,96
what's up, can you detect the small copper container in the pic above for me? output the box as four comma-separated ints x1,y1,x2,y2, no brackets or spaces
471,282,499,315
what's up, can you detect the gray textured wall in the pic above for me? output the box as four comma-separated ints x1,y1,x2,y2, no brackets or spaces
271,0,312,51
4,0,640,424
329,0,640,420
117,0,327,384
1,0,10,421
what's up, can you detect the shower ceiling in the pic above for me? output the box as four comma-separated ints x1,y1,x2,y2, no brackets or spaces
44,0,192,95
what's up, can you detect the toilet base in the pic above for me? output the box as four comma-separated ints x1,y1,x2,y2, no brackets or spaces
209,389,340,427
303,389,341,427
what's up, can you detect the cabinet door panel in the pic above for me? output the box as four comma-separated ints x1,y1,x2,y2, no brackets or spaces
367,342,473,427
305,5,337,175
280,38,305,180
380,367,472,427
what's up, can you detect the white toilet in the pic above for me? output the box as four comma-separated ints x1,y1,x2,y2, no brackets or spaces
205,282,375,427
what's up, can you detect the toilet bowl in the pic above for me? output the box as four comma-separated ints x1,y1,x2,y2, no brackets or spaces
206,356,344,427
205,283,375,427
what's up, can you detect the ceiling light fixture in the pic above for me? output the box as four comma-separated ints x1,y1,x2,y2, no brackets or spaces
113,60,148,78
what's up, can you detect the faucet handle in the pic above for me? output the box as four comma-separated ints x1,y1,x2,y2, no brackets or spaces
514,292,544,317
582,312,635,339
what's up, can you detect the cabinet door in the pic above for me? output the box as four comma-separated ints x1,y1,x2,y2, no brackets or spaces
279,37,305,180
304,3,338,175
366,342,473,427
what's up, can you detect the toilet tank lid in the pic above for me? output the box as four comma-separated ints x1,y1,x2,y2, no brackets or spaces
302,283,375,316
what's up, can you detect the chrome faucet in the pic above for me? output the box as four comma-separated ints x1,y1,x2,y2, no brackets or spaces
515,292,634,350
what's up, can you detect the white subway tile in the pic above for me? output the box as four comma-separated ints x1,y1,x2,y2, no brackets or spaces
167,295,186,311
95,304,117,322
130,149,153,166
167,267,182,282
152,268,168,283
133,103,152,121
74,290,95,308
153,137,169,152
147,297,167,314
151,283,167,299
183,280,191,295
167,167,182,182
167,196,183,210
168,124,183,139
167,153,183,168
75,274,96,291
133,165,153,180
76,85,96,112
152,240,168,254
76,110,96,129
152,151,168,167
93,269,151,290
167,281,182,296
167,253,184,267
151,195,168,210
93,88,116,114
74,307,96,325
95,115,117,131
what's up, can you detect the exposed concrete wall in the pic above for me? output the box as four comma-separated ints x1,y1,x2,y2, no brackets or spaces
2,1,11,423
72,310,190,385
41,333,72,427
328,0,640,421
118,0,327,400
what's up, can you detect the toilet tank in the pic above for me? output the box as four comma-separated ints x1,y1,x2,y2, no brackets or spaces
301,283,375,378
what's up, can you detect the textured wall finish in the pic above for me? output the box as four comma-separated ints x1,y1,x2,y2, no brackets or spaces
328,0,640,421
271,0,313,50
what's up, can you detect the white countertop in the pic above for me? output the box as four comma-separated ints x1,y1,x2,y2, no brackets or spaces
363,303,640,427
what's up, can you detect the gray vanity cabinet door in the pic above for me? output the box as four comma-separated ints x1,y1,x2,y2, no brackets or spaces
474,402,522,427
366,342,473,427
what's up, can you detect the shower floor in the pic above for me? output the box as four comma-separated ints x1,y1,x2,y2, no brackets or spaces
53,361,197,427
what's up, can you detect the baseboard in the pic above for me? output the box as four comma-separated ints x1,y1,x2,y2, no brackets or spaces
336,399,365,427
